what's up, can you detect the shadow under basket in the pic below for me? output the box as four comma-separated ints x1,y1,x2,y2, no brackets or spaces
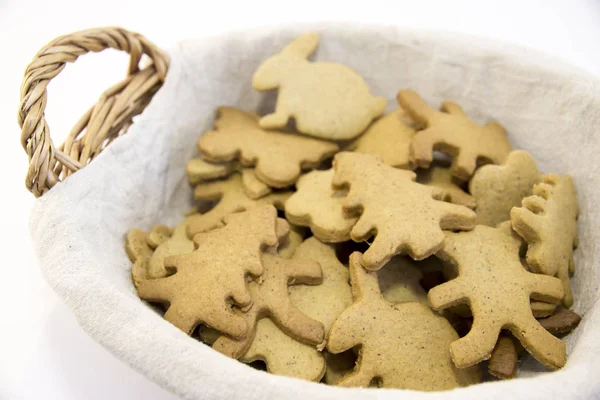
20,24,600,400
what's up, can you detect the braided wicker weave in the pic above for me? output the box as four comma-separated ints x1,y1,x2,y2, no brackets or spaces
18,27,169,197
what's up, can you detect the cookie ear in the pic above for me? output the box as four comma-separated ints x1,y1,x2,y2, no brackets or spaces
282,32,319,59
349,252,381,301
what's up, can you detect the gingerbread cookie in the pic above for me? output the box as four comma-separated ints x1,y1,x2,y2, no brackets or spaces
470,150,542,227
397,90,512,180
146,225,170,249
252,33,386,140
187,173,291,236
277,224,306,259
285,169,357,243
332,152,476,269
212,252,324,358
539,307,582,335
327,252,480,390
511,174,579,307
288,237,352,339
197,107,338,188
488,335,518,379
239,318,326,381
428,222,566,369
417,163,476,208
125,229,154,288
241,168,272,199
187,157,235,185
348,109,416,168
136,206,282,337
146,217,195,279
377,256,428,304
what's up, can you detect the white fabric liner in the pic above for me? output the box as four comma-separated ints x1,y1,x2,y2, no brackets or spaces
30,23,600,399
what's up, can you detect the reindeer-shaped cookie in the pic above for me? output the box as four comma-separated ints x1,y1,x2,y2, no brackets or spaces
253,33,386,140
327,252,480,390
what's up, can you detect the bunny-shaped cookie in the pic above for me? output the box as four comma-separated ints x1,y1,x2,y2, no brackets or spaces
253,33,386,140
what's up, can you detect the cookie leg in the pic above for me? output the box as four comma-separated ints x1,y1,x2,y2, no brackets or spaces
510,315,566,370
409,128,437,168
270,298,325,345
164,305,198,335
259,104,290,129
451,317,502,368
452,152,477,181
213,334,254,359
336,367,374,388
556,266,573,308
205,306,249,340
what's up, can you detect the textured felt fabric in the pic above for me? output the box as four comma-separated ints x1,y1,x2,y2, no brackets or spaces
30,23,600,399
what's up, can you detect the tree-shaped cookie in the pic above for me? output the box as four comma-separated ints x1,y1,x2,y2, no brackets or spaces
136,206,282,338
377,256,428,304
511,174,579,307
286,169,357,242
288,237,353,339
348,109,416,168
197,107,339,188
187,173,291,236
212,252,325,358
332,152,476,269
470,150,542,227
239,318,326,382
252,33,386,140
417,163,476,208
397,90,512,180
428,222,566,369
327,252,480,390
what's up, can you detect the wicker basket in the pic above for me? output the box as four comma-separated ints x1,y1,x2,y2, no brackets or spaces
19,25,600,400
19,27,169,198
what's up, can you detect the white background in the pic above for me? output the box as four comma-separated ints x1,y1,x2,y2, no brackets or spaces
1,0,599,399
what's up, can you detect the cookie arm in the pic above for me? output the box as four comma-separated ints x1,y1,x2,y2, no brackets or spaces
396,90,437,127
440,101,466,117
427,279,467,310
285,259,323,284
437,201,477,231
526,273,564,304
269,297,325,345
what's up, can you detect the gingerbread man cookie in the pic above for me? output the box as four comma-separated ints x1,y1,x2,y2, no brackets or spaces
212,252,325,358
428,222,566,369
327,252,480,390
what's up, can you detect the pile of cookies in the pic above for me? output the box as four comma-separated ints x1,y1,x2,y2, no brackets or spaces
125,33,582,391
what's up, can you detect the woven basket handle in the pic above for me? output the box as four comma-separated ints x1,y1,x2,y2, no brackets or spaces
18,27,169,197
